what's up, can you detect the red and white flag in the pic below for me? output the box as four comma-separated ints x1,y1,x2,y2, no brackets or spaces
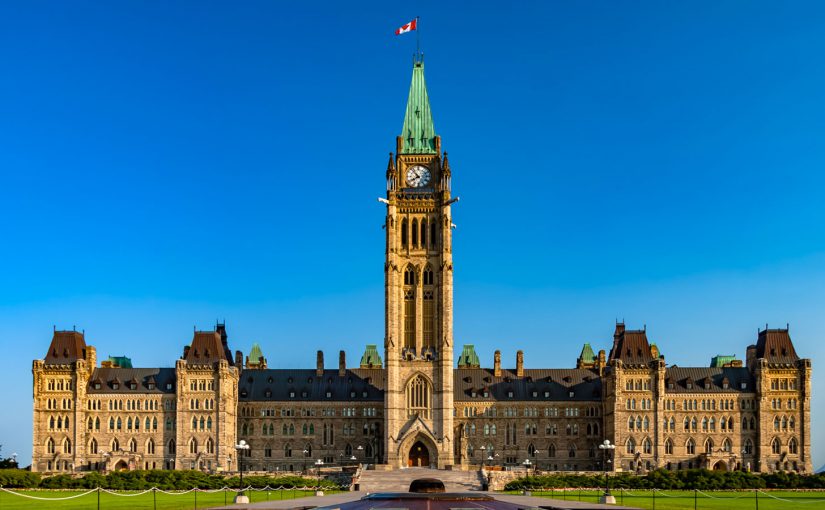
395,18,417,36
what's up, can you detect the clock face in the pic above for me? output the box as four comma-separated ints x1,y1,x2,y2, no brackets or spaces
406,165,431,188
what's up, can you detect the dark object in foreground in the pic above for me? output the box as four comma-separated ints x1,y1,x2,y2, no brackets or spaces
409,478,446,493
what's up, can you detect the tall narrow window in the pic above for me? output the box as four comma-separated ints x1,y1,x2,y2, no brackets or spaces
430,222,437,248
404,266,416,349
401,218,408,248
406,374,432,420
411,219,418,247
421,219,428,248
422,267,434,349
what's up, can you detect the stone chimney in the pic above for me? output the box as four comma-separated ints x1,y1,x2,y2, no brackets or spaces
493,350,502,377
316,350,324,377
516,350,524,377
235,350,243,368
339,350,346,377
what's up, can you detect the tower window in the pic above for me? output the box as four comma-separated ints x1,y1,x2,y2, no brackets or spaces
406,374,432,420
421,219,428,248
401,218,408,248
430,222,437,248
411,219,418,247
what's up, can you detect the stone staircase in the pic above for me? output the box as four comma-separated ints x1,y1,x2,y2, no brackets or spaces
356,467,484,493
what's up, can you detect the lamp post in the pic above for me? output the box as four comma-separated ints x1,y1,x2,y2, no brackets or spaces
480,445,487,470
314,459,325,496
234,440,250,504
598,440,616,504
303,449,309,474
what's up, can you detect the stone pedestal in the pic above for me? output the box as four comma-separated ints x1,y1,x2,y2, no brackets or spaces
599,494,616,504
315,490,325,497
234,494,250,504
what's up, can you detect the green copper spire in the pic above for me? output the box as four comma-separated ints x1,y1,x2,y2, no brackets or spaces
457,344,480,368
360,344,383,368
400,58,437,154
578,343,596,363
248,343,264,366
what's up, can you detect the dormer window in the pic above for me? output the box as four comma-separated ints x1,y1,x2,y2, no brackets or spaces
287,377,293,384
264,389,272,398
544,391,550,398
147,382,155,390
326,391,332,398
704,382,711,390
686,382,693,389
240,390,248,398
569,391,575,398
507,391,514,398
483,391,489,398
301,391,308,398
350,391,356,398
268,376,274,383
471,391,477,398
129,382,137,390
289,391,295,398
166,383,173,390
362,391,368,398
94,382,101,390
740,382,747,390
532,391,538,398
112,382,119,390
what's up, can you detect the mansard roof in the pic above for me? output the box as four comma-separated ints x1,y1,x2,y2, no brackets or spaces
756,328,799,365
238,368,385,402
44,330,87,365
184,330,233,365
608,323,656,367
664,366,753,393
87,367,176,394
454,368,602,402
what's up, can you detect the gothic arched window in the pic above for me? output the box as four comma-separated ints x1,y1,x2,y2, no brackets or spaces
411,219,418,247
401,218,408,247
406,374,432,420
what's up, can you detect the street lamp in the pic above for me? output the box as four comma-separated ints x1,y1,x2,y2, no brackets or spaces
522,458,532,476
598,440,616,504
234,440,250,504
480,445,487,470
303,449,309,474
314,459,325,496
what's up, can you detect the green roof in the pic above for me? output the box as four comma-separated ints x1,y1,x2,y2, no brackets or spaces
710,355,737,367
400,58,437,154
578,343,596,362
106,356,132,368
458,344,480,368
360,344,383,368
248,343,264,365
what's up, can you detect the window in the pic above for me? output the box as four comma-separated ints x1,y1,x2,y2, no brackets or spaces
643,438,652,454
664,439,673,455
686,439,695,455
406,374,432,419
772,438,781,455
626,438,635,454
403,267,416,349
704,439,714,454
789,438,799,455
189,438,198,454
422,267,434,349
744,439,753,455
401,218,408,247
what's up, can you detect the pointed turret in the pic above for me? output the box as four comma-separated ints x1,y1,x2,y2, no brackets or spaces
400,58,437,154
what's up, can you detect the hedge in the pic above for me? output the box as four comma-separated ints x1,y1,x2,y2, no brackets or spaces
0,469,340,490
504,469,825,491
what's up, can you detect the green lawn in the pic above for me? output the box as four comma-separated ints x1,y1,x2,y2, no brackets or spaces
0,488,340,509
508,489,825,509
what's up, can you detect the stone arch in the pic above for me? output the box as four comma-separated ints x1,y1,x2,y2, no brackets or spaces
397,430,439,469
713,460,728,471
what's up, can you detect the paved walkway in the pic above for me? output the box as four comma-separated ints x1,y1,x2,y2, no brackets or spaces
207,491,641,510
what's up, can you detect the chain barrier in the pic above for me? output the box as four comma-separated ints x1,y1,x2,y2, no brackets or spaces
0,484,349,500
0,487,98,500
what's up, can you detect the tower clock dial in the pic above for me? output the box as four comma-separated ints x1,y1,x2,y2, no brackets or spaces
405,165,431,188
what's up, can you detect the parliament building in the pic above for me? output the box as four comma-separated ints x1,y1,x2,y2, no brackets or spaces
31,57,812,476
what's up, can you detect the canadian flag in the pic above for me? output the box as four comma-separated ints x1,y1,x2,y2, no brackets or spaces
395,18,417,35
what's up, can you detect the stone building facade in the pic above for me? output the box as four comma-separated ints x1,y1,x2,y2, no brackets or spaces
31,56,812,475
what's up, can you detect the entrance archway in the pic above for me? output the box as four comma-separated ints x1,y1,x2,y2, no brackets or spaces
713,461,728,471
114,460,129,471
408,441,430,467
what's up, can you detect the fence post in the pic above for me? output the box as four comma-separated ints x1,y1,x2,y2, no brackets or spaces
224,487,227,506
194,488,197,510
620,488,624,505
694,488,697,510
97,486,101,510
153,487,157,510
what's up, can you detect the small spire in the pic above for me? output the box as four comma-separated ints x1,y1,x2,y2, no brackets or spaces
400,59,436,154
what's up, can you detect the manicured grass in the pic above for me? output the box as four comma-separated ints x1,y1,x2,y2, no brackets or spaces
507,489,825,509
0,488,341,509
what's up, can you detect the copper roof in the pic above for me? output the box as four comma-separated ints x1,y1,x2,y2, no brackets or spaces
44,330,87,365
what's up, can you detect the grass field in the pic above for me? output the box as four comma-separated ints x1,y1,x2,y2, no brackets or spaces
0,488,340,509
510,488,825,509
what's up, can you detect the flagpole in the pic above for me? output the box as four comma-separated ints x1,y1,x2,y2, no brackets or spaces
416,16,420,58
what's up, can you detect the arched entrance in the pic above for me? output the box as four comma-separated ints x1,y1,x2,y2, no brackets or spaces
114,460,129,471
408,441,430,467
713,461,728,471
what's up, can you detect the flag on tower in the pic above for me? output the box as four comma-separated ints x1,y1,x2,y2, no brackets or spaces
395,18,417,35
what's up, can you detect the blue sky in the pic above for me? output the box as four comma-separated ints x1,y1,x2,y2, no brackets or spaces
2,1,825,468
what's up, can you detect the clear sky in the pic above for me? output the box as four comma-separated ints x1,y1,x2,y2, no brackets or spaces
1,1,824,469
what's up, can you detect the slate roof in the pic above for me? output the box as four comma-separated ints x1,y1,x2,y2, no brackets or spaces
238,368,385,402
609,326,656,366
87,368,176,394
664,367,754,393
44,330,87,365
756,328,799,365
454,368,602,402
185,331,234,365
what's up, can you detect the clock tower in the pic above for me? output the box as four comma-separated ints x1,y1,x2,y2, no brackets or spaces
383,55,455,468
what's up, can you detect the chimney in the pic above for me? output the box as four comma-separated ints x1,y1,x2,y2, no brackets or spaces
516,350,524,377
493,350,502,377
316,350,324,377
339,350,346,377
235,350,243,368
